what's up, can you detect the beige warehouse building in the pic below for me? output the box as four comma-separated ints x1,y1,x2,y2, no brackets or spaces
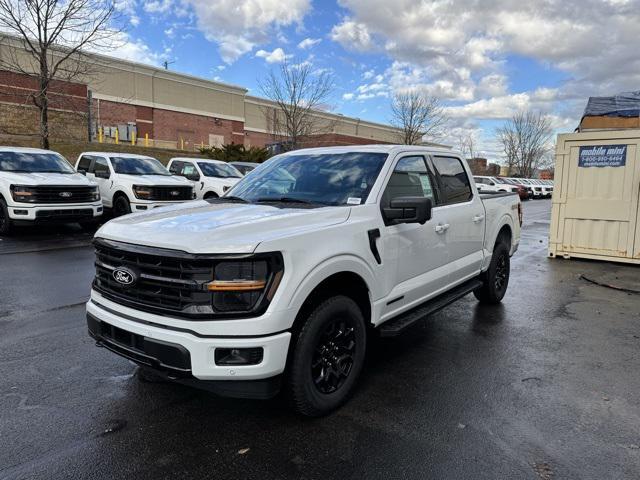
0,35,411,151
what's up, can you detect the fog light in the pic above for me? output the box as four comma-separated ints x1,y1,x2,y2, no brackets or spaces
97,207,103,213
13,209,28,215
215,347,263,366
135,205,148,210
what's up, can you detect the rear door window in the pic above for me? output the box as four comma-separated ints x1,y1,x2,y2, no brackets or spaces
432,156,473,205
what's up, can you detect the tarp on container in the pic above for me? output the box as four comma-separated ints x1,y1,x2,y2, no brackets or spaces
583,91,640,118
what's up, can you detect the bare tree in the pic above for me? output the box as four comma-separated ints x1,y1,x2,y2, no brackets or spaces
497,110,554,178
390,91,446,145
457,132,478,160
259,60,334,150
0,0,118,148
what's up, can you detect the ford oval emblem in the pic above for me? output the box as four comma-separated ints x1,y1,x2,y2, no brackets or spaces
59,191,73,198
113,267,136,285
170,190,180,197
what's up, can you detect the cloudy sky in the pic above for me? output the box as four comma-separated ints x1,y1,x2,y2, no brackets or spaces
114,0,640,157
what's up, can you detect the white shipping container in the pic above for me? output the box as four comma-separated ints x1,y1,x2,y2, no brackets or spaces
549,129,640,264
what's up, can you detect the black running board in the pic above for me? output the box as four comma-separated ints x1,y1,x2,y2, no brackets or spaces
378,278,483,337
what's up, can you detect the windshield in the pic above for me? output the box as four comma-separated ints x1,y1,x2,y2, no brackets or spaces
227,152,388,206
0,151,75,174
111,157,170,175
198,162,242,178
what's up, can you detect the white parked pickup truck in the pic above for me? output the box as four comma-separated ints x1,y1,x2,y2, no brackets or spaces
75,152,194,217
0,147,102,235
86,145,521,416
167,157,242,199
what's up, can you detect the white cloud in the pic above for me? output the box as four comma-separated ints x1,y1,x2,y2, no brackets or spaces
342,93,354,100
255,47,291,63
183,0,311,62
362,69,375,79
330,19,374,52
331,0,640,122
144,0,174,14
298,37,321,49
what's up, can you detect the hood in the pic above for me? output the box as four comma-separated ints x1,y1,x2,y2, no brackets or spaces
96,201,351,254
2,172,95,186
116,174,191,186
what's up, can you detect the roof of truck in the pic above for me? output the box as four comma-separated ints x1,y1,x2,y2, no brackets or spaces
0,146,60,154
282,144,459,156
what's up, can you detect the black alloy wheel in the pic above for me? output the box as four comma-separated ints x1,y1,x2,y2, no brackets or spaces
474,241,510,304
287,295,367,416
311,318,357,394
113,195,131,217
494,253,508,292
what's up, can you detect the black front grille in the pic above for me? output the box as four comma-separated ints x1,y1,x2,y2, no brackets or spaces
93,239,216,318
92,239,281,319
30,185,97,204
36,208,94,219
148,186,192,201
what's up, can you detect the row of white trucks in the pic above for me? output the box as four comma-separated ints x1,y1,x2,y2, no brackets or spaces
0,148,258,234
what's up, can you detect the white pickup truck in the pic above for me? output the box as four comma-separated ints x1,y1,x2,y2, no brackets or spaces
86,145,521,416
167,157,242,199
75,152,194,216
0,147,102,235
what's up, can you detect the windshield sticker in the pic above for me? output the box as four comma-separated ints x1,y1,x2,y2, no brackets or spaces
347,197,362,205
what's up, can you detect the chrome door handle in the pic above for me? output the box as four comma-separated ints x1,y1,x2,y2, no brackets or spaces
473,214,485,223
435,223,450,233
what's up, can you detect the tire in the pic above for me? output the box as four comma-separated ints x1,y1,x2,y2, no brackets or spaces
0,198,13,236
204,192,219,199
286,295,367,417
474,240,510,304
113,195,131,217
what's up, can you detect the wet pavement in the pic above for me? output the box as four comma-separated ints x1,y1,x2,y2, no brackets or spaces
1,199,639,479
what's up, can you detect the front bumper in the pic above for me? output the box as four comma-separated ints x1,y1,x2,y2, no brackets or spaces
86,297,291,387
8,202,103,222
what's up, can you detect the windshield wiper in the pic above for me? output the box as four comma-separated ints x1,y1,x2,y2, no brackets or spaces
211,195,249,203
255,196,322,205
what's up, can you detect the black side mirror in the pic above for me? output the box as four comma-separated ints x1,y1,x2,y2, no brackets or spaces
78,169,86,175
95,170,110,179
383,196,432,225
186,173,200,181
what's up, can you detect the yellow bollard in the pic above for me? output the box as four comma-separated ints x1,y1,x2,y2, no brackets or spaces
181,138,184,150
98,127,103,143
145,133,149,147
131,131,136,146
115,128,119,144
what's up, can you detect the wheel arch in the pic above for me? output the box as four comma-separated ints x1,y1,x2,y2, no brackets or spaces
287,256,376,334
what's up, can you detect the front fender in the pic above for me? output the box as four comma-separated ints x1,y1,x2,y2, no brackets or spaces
286,254,378,315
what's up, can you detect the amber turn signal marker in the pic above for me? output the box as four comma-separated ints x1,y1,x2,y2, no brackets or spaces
207,280,266,291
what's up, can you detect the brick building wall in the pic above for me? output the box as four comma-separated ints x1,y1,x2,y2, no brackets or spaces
0,69,398,151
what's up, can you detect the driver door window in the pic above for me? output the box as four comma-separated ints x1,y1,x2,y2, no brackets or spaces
381,156,436,209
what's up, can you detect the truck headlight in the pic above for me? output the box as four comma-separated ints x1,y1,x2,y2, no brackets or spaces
91,186,100,201
10,185,37,203
132,185,152,199
206,254,284,313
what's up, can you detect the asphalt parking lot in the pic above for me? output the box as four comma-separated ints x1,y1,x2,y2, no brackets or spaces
1,199,639,480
